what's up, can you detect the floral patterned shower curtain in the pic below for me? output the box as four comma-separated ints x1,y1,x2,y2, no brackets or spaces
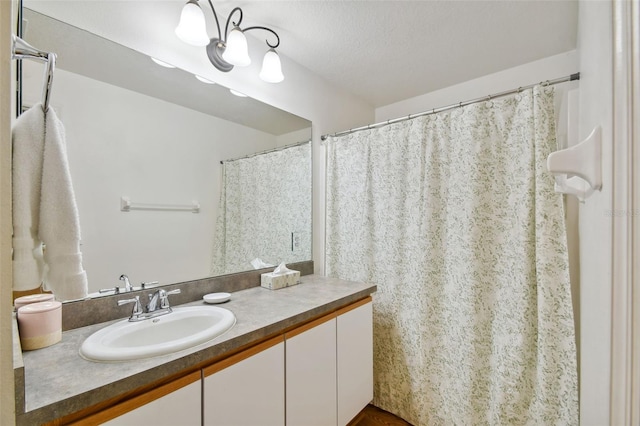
325,86,577,425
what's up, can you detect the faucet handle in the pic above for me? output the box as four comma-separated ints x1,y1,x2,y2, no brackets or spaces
141,281,159,290
160,289,181,309
99,286,120,294
118,296,143,321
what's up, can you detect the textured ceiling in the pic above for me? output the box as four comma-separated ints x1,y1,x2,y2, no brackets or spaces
214,0,578,107
25,0,578,109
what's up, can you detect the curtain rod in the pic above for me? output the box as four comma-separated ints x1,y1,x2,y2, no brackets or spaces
321,72,580,141
220,139,311,164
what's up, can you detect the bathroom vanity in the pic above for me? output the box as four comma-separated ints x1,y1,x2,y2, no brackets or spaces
13,273,376,425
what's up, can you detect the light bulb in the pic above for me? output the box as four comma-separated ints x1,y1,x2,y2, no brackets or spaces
175,0,210,47
151,57,176,68
222,26,251,67
195,75,216,84
259,49,284,83
230,89,247,97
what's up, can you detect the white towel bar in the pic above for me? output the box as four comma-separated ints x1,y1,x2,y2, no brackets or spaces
120,196,200,213
12,35,56,112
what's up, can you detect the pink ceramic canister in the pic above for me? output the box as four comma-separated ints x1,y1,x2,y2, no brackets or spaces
17,300,62,350
14,293,55,310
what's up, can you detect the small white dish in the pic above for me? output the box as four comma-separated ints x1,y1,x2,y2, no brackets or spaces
203,292,231,304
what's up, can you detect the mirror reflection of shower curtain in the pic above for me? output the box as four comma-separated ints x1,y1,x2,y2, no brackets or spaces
211,142,312,275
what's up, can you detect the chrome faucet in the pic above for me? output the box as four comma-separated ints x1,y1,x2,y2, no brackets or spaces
119,274,134,292
118,288,181,322
147,288,181,314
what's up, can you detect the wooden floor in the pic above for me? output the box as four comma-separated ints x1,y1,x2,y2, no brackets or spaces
349,405,412,426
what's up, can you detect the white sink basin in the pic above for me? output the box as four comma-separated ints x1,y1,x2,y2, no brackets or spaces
80,306,235,362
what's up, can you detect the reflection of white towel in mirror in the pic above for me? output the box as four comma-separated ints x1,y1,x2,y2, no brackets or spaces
250,258,275,269
12,104,88,301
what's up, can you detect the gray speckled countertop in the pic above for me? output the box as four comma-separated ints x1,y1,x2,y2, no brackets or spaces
16,275,376,424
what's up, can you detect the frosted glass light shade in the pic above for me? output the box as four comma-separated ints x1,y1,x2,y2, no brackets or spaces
175,0,210,47
222,26,251,67
259,49,284,83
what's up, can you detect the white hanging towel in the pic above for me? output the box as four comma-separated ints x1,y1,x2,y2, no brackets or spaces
12,104,88,301
12,105,46,291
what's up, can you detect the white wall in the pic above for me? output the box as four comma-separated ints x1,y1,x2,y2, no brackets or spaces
23,63,278,294
376,51,579,122
576,1,613,424
276,128,311,147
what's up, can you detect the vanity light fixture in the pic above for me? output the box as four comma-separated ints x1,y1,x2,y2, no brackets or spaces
175,0,284,83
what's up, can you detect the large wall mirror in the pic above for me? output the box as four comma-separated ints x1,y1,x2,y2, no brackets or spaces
19,7,312,300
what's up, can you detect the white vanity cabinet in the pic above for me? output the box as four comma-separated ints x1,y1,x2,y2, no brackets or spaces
337,299,374,426
285,315,338,426
285,297,374,426
203,336,285,426
101,372,201,426
61,298,372,426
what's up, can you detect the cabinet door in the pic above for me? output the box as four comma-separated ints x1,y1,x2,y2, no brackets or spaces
103,373,201,426
337,299,373,425
285,315,337,426
203,336,285,426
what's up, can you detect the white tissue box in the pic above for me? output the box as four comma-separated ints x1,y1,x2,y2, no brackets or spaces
261,270,301,290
